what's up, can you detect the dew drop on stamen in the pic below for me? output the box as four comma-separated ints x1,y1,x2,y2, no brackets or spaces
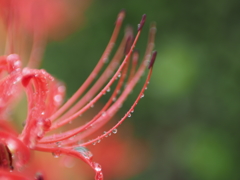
118,73,121,78
102,112,106,117
131,109,134,113
112,129,117,134
52,152,60,158
56,141,61,147
97,139,101,143
107,87,111,92
93,162,102,172
74,146,93,159
91,104,94,108
112,97,117,102
128,114,131,118
140,94,145,98
103,131,108,137
92,141,97,145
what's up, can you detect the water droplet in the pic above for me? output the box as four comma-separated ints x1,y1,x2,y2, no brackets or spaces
118,73,121,78
112,97,117,102
107,87,111,92
145,87,148,90
96,172,103,180
92,141,97,145
74,146,93,159
103,131,108,137
140,94,145,98
93,162,102,172
52,151,61,158
108,133,111,136
112,129,117,134
131,109,134,113
128,114,131,118
102,112,106,117
91,104,94,108
54,94,62,104
56,142,61,147
97,139,101,143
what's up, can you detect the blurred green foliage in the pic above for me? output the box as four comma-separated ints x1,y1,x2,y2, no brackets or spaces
42,0,240,179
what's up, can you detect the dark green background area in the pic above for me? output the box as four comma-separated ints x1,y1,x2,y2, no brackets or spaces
42,0,240,179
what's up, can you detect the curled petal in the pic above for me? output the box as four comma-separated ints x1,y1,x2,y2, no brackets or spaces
20,69,54,147
0,131,30,167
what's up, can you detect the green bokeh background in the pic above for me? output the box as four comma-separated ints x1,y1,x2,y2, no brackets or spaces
42,0,240,179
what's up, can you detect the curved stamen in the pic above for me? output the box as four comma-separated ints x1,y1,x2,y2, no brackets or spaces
49,16,145,130
40,56,130,143
50,10,126,122
55,26,133,123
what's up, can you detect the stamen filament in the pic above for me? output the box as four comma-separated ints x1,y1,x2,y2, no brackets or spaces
50,10,125,122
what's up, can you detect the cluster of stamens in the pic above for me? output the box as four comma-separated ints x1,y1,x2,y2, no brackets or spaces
0,10,157,180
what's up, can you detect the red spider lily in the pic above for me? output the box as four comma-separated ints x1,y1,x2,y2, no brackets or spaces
0,8,157,180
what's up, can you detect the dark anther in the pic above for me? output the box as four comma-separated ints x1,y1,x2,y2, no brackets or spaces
148,51,157,69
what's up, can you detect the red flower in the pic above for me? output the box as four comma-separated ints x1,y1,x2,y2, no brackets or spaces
0,4,157,180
